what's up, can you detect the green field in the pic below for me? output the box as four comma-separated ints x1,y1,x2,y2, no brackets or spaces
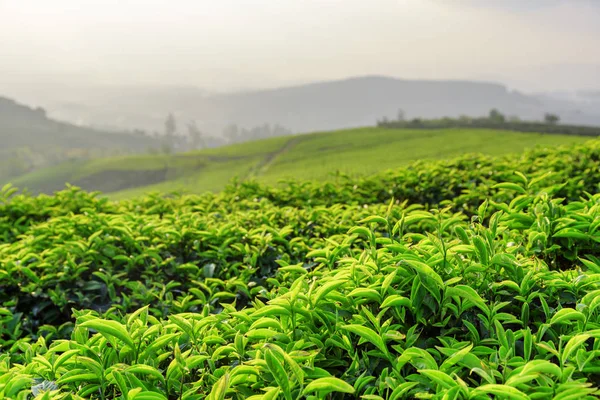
2,139,600,398
7,128,589,199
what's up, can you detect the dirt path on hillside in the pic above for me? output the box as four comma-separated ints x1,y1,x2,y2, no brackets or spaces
243,136,304,180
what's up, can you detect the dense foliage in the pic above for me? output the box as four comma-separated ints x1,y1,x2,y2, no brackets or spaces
1,139,600,399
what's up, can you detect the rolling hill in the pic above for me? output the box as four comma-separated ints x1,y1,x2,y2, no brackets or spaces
6,127,591,199
0,96,161,182
0,97,159,152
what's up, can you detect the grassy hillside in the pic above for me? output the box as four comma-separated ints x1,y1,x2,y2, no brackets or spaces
8,127,590,198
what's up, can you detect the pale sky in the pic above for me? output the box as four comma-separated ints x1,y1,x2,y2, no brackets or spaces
1,0,599,98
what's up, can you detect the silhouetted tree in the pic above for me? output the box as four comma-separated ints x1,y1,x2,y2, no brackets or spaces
165,113,177,136
544,113,560,125
488,109,506,123
397,109,405,121
34,107,47,119
162,113,178,152
272,124,292,137
187,120,205,150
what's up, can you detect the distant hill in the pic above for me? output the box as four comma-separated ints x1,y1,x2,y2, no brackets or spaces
39,76,600,136
6,127,590,199
0,96,160,151
203,76,543,133
0,96,161,181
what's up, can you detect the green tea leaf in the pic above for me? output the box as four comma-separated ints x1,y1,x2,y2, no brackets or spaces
341,324,387,355
79,319,135,349
471,384,529,400
550,308,585,325
302,377,355,396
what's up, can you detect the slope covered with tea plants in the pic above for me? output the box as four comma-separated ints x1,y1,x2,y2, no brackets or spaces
7,127,588,199
1,139,600,399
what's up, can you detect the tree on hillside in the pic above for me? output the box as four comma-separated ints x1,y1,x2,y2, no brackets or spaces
377,116,388,125
488,109,506,123
187,120,205,150
397,109,405,122
34,107,47,119
163,113,178,152
165,113,177,136
508,115,521,123
544,113,560,125
272,124,292,137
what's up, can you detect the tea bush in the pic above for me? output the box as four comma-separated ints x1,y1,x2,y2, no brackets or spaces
1,140,600,399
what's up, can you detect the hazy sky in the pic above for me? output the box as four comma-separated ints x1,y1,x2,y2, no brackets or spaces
1,0,599,99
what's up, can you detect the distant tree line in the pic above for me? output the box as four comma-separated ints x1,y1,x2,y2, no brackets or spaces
136,114,295,154
222,123,293,144
377,109,600,136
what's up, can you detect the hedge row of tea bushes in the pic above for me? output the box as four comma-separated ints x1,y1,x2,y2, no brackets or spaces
222,140,600,210
377,118,600,137
1,139,600,399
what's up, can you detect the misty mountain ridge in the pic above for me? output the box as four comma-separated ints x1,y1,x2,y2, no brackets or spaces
0,96,158,150
33,76,600,136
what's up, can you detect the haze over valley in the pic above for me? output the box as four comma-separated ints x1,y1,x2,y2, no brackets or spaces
1,0,600,135
5,75,600,137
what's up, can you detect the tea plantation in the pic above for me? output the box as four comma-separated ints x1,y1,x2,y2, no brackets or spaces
7,128,588,199
2,139,600,399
